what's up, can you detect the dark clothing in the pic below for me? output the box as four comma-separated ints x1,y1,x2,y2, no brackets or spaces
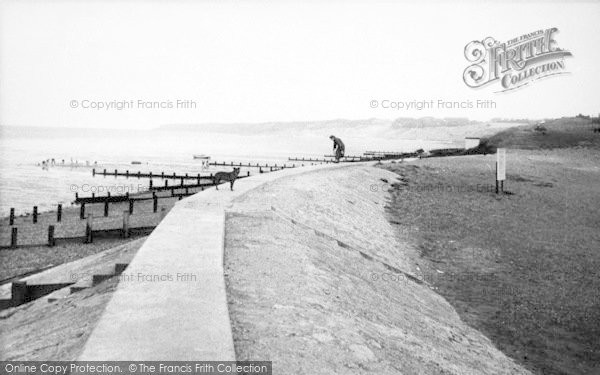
332,137,345,161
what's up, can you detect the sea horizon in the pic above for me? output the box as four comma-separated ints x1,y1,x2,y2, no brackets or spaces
0,125,457,214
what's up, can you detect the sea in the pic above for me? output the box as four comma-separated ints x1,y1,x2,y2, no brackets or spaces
0,126,455,215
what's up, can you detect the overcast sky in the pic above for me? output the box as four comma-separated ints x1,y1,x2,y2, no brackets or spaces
0,0,598,129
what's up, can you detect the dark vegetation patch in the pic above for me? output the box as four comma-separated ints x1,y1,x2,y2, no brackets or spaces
381,150,600,375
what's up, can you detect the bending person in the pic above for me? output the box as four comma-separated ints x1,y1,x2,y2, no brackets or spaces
329,135,345,163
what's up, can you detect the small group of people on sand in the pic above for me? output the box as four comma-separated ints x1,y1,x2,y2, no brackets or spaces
38,158,98,169
39,158,57,169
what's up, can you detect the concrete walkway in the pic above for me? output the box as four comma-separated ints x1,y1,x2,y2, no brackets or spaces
79,162,353,360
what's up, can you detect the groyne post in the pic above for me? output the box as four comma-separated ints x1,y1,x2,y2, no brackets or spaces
57,204,62,222
9,208,14,225
33,206,38,223
10,227,17,248
80,203,86,220
85,214,93,243
122,210,130,238
47,225,55,247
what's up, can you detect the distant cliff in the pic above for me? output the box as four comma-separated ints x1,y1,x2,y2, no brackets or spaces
158,117,523,143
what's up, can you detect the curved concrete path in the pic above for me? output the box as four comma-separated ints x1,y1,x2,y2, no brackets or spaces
79,162,353,360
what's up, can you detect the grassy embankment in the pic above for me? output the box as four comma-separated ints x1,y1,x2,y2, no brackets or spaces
382,117,600,375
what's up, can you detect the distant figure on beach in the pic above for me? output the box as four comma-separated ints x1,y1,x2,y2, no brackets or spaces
329,135,345,162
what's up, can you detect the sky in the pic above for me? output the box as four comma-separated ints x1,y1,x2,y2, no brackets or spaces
0,0,599,129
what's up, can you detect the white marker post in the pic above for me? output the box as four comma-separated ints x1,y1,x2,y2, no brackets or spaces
496,148,506,194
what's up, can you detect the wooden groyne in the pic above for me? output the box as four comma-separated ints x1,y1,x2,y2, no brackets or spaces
288,157,365,163
93,169,214,180
1,206,159,249
2,189,176,248
364,151,420,158
364,150,406,156
209,161,295,169
323,154,365,159
288,157,333,163
288,152,419,163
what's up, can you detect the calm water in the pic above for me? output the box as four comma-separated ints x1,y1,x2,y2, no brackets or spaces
0,126,453,215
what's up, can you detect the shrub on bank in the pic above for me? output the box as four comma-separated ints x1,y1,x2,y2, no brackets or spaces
463,138,497,155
